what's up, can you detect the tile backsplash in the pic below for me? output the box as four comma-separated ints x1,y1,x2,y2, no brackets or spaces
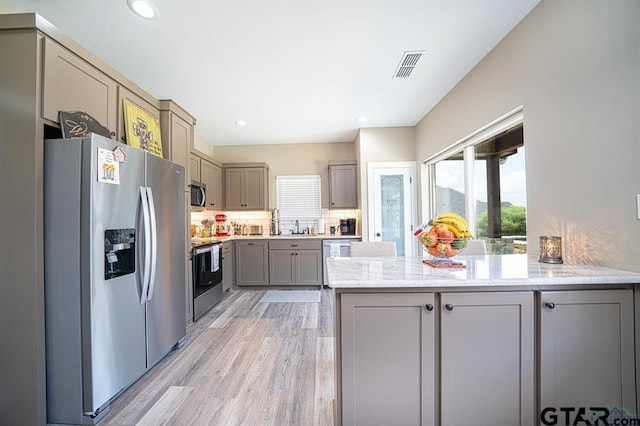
191,209,360,236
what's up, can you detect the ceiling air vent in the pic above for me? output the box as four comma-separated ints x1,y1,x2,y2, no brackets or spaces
393,51,425,79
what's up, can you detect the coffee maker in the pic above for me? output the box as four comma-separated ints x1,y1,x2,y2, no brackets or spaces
339,218,356,235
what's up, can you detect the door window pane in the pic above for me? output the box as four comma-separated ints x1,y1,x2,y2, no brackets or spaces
381,175,405,256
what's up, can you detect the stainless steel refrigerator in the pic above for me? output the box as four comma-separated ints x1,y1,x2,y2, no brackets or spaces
44,134,186,424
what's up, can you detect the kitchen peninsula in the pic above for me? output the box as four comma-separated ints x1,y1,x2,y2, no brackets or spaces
327,254,640,425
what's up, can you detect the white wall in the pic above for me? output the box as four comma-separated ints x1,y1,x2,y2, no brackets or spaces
415,0,640,271
357,127,416,240
194,134,214,158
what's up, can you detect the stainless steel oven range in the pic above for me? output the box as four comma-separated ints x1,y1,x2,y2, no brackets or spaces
191,242,223,320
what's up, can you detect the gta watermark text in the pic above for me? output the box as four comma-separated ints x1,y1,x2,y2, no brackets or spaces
540,407,640,425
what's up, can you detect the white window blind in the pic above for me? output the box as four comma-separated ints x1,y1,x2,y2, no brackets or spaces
276,175,321,219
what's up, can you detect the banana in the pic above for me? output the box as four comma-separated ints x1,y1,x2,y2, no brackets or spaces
435,211,466,224
429,211,474,239
431,217,468,234
441,223,462,238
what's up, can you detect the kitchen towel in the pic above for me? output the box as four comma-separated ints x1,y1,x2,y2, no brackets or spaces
211,245,220,272
330,243,342,257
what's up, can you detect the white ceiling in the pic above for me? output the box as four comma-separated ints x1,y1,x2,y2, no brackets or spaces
2,0,539,146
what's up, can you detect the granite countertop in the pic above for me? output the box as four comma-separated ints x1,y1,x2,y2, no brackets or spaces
326,254,640,290
190,234,361,249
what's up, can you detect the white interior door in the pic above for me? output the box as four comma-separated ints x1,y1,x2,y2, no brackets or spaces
368,162,416,256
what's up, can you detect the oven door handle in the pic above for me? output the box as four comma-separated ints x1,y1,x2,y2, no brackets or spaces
193,243,221,256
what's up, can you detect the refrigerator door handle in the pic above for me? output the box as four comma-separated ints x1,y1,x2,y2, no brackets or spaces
145,187,158,302
139,186,152,304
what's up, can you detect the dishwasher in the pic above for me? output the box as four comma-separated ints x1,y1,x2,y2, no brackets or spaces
322,238,360,287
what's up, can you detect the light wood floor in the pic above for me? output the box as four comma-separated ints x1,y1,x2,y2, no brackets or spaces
99,289,336,426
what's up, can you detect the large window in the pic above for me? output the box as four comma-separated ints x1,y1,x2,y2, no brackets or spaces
426,109,527,254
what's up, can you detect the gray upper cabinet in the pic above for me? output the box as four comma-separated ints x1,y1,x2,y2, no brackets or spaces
539,289,636,412
159,100,194,191
225,168,244,209
192,153,223,210
224,165,269,210
42,38,117,136
440,292,535,425
189,153,201,183
200,159,222,210
329,163,357,209
340,292,436,425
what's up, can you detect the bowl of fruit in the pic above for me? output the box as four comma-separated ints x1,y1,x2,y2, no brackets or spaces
415,212,473,267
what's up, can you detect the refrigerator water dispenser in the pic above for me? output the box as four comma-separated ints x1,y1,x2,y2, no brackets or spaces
104,229,136,280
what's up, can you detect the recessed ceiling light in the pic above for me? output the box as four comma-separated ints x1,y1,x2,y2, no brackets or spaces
235,120,247,127
357,116,367,124
127,0,157,20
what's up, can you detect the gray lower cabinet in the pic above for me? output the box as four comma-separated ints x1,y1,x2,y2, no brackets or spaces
539,289,636,414
340,293,436,425
221,241,234,293
235,240,269,286
269,240,322,286
440,292,534,425
338,291,534,426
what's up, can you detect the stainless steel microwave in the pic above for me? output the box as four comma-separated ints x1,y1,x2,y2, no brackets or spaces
190,181,206,207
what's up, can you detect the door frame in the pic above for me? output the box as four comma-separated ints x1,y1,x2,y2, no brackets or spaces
367,161,417,256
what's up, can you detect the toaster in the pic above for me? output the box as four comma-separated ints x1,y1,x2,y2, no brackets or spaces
249,225,263,235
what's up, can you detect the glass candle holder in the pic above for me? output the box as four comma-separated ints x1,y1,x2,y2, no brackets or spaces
538,236,563,264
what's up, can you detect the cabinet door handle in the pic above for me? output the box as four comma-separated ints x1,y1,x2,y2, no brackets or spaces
544,301,555,310
425,304,434,311
445,303,454,311
248,243,255,246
